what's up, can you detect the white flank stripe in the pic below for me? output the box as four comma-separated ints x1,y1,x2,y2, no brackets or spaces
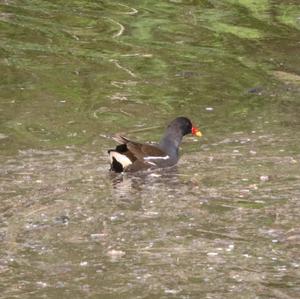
109,152,132,168
143,155,169,160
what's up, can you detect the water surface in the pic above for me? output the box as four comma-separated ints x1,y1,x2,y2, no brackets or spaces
0,0,300,298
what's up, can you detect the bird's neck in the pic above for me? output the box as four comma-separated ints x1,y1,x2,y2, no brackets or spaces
159,131,182,157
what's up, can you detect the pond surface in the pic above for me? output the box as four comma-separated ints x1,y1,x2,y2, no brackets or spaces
1,0,300,298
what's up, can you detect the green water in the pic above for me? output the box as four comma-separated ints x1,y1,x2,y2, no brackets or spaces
1,1,300,298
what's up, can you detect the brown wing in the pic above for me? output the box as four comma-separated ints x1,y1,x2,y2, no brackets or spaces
112,134,166,161
112,135,167,170
112,135,130,144
126,142,167,161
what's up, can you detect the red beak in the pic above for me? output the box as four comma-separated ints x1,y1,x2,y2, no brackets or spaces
192,126,202,137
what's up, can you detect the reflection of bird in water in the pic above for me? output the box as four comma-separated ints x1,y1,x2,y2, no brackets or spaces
109,166,182,197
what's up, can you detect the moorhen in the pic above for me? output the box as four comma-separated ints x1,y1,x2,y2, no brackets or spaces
108,116,202,173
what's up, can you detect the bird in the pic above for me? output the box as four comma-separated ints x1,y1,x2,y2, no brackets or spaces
108,116,202,173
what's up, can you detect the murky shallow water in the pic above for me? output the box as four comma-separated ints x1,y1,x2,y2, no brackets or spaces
1,131,299,298
1,0,300,298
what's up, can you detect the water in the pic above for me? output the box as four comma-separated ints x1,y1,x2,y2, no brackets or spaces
1,0,300,298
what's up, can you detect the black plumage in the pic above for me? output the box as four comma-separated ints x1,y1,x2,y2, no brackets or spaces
108,117,202,173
